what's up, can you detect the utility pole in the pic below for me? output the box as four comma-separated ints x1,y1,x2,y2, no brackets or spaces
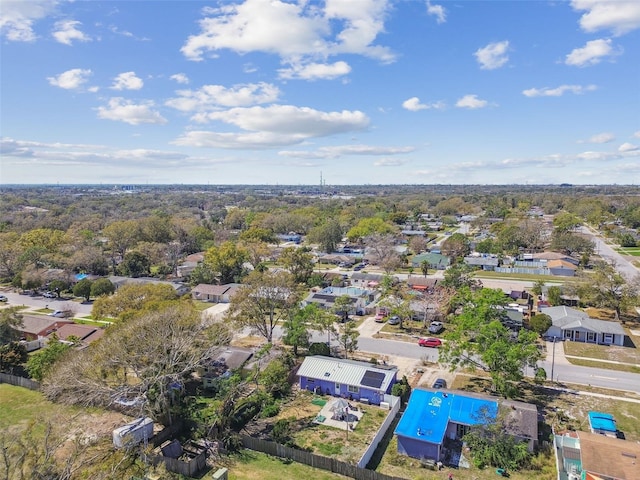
551,336,556,382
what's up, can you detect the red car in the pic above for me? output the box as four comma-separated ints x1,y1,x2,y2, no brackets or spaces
418,337,442,348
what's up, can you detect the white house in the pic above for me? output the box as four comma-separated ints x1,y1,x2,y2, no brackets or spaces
541,306,625,346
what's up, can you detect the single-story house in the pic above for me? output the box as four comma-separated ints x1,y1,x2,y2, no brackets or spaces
303,286,378,315
199,347,253,389
532,252,579,265
297,356,397,405
15,315,74,341
395,389,538,462
108,276,191,296
555,430,640,480
176,252,205,278
542,306,625,346
463,255,500,271
411,253,450,270
52,323,105,346
318,254,354,265
191,283,240,303
405,276,438,292
547,259,578,277
350,272,389,289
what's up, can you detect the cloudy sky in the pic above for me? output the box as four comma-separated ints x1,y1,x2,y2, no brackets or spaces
1,0,639,185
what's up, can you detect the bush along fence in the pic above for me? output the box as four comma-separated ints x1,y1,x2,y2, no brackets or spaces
0,372,40,391
240,434,408,480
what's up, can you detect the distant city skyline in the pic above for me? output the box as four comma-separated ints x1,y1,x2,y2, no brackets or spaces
1,0,639,185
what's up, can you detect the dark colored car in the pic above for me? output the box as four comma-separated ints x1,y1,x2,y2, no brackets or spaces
418,337,442,348
0,295,7,302
432,378,447,389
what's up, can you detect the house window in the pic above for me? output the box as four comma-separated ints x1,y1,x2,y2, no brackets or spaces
307,379,315,384
348,385,359,393
564,330,571,340
603,334,613,344
587,332,595,342
456,424,469,439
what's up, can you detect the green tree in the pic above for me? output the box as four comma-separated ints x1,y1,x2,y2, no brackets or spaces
283,307,311,355
440,288,542,397
441,263,481,290
260,354,294,398
529,313,552,335
0,307,23,345
226,270,300,343
280,246,314,285
0,342,27,373
308,219,343,253
440,232,470,262
338,320,359,359
189,262,217,286
90,277,115,297
346,217,395,243
72,278,93,302
204,241,248,284
91,283,178,320
531,280,545,297
553,212,582,233
26,334,71,381
119,251,151,278
391,375,412,404
48,279,69,298
546,285,562,306
102,220,140,271
618,233,637,247
239,227,276,243
463,409,532,470
332,294,354,322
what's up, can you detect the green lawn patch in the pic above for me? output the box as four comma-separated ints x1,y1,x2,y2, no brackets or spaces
473,271,565,283
311,397,327,407
193,300,214,311
228,450,348,480
564,357,640,374
0,384,53,429
563,340,640,365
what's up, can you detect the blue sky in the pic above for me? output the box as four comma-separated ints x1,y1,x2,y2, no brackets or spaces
1,0,639,185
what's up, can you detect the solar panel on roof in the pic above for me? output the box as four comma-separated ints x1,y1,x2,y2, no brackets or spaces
361,370,385,389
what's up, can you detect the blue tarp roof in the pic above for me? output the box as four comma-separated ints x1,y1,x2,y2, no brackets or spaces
75,273,88,281
588,411,616,432
395,389,498,444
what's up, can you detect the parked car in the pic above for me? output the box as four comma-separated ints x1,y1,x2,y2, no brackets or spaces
388,315,400,325
432,378,447,389
418,337,442,348
43,291,56,298
374,312,386,323
0,295,7,302
428,321,444,334
48,310,67,318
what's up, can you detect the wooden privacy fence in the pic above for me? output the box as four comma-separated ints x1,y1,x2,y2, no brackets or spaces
0,372,40,391
240,435,408,480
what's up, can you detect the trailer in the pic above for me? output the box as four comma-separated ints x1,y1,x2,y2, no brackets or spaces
112,417,154,449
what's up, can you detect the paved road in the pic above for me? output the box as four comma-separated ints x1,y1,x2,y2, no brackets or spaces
579,225,640,280
0,290,93,316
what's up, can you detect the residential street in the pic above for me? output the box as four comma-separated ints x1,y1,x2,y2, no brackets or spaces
579,225,640,280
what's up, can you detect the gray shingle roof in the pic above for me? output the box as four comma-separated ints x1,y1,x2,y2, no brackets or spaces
544,306,625,335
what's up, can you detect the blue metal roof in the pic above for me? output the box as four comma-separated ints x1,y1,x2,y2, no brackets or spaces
395,389,498,444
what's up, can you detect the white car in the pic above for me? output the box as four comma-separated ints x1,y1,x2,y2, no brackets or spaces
43,291,56,298
47,310,66,318
428,321,444,334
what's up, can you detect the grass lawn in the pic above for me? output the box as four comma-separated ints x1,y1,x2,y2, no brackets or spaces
226,450,349,480
0,384,55,429
563,357,640,374
473,271,564,283
193,300,215,311
563,339,640,365
614,247,640,256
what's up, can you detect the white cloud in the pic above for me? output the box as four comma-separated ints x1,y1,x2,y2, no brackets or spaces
634,131,640,138
586,132,615,143
565,38,618,66
426,1,446,24
181,0,394,64
97,97,167,125
166,82,280,112
571,0,640,36
402,97,445,111
52,19,90,45
111,71,144,90
47,68,92,89
474,40,510,70
278,61,351,80
374,158,406,166
173,105,369,149
455,94,489,109
170,73,189,84
522,84,597,97
0,0,56,42
619,142,638,152
280,144,414,159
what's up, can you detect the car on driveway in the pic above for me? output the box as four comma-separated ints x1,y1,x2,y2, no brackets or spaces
0,295,7,302
428,321,444,334
418,337,442,348
43,291,56,298
48,310,66,318
374,312,386,323
388,315,400,325
432,378,447,389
